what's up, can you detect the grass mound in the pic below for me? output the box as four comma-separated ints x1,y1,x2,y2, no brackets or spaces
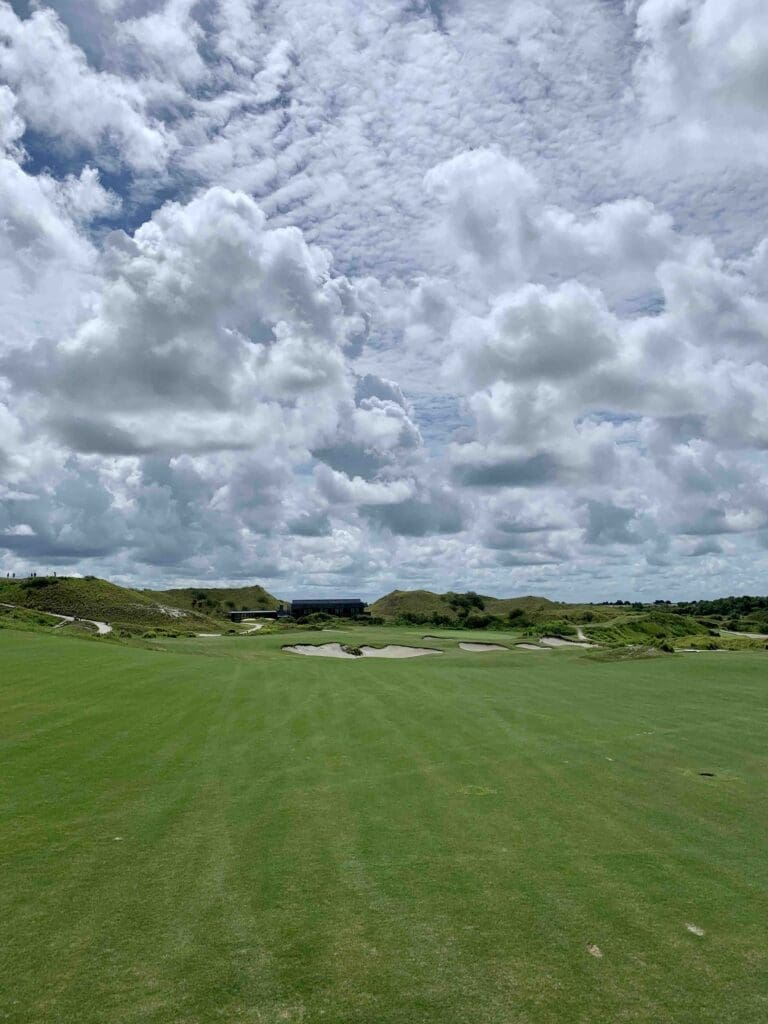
586,611,709,646
0,577,220,628
147,584,281,617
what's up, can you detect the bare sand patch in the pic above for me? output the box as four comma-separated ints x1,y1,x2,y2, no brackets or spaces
284,643,357,659
459,642,508,652
360,645,441,659
284,643,441,659
516,643,550,651
587,944,603,959
686,923,705,936
540,636,596,648
196,633,222,638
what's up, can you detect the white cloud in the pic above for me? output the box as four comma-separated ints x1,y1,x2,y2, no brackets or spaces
631,0,768,163
1,2,767,597
0,2,169,170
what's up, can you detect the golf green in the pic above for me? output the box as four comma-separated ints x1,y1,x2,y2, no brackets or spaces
2,628,767,1023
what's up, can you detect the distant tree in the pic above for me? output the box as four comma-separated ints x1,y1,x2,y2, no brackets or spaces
446,591,485,616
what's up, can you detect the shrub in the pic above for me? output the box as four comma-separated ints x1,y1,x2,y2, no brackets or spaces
464,611,497,629
446,591,485,616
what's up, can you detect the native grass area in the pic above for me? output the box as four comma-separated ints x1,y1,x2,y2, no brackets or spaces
2,623,767,1024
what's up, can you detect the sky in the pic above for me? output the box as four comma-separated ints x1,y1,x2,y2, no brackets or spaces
1,0,768,602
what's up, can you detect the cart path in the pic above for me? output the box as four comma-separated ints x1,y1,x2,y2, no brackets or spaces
0,602,112,635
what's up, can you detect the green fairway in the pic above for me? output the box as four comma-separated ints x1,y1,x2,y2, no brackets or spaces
2,628,767,1023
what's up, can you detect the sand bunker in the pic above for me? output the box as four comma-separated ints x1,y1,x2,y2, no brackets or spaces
361,645,440,659
284,643,441,660
459,642,508,652
540,636,596,648
516,643,550,651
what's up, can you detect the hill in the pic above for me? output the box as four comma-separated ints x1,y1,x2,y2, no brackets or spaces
369,589,558,624
0,577,221,629
369,590,458,622
146,585,282,618
585,610,711,646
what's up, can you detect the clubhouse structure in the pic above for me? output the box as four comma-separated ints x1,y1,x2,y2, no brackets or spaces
229,598,367,623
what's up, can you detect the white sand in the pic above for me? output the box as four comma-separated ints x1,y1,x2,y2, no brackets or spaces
360,645,441,659
285,643,357,658
459,642,508,652
515,643,550,651
284,643,441,659
540,636,596,648
196,633,222,638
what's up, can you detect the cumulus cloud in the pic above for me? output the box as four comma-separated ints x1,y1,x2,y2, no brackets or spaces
1,1,767,598
6,186,368,455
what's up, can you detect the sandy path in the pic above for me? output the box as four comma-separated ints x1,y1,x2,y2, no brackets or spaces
242,623,263,633
459,642,508,652
721,629,768,640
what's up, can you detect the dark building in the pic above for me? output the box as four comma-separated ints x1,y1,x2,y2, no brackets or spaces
290,598,367,619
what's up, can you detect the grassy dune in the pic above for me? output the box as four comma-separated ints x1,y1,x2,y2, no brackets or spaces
147,584,282,616
2,626,767,1023
0,577,221,629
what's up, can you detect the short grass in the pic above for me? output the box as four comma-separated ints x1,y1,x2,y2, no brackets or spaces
2,626,767,1023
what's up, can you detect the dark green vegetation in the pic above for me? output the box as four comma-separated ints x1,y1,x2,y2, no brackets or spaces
675,595,768,634
2,624,767,1023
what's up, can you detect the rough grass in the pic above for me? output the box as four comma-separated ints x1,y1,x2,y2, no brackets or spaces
2,625,767,1023
369,589,629,627
0,577,221,629
585,611,710,646
146,584,282,615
